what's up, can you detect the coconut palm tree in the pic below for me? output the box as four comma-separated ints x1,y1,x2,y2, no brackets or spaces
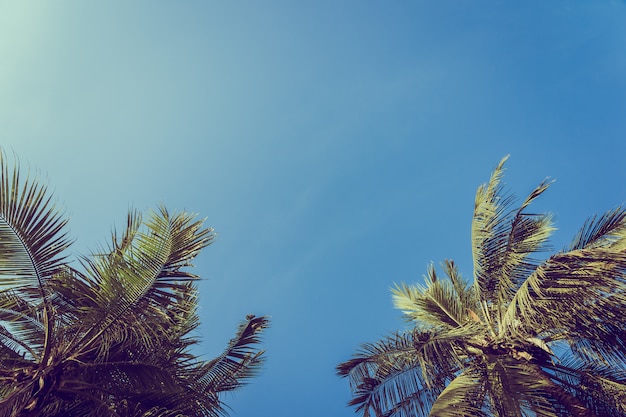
337,156,626,417
0,152,268,417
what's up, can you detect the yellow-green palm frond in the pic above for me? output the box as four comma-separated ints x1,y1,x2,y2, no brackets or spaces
471,157,555,330
392,263,477,330
492,180,554,302
480,357,563,417
565,206,626,252
441,260,477,312
503,247,626,358
428,369,488,417
472,156,511,304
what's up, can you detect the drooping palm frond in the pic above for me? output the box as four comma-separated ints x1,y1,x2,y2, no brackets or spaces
482,357,571,417
338,332,440,417
337,325,481,417
545,354,626,417
194,315,269,397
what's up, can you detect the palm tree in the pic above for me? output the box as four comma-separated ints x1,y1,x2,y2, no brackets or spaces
0,152,269,417
337,156,626,417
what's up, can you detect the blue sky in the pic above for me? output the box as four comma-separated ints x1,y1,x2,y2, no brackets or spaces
2,1,626,416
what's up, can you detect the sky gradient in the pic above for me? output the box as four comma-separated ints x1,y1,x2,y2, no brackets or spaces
2,2,626,416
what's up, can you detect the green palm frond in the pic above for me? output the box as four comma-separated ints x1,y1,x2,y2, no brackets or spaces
195,315,269,397
0,153,72,368
337,327,477,417
0,150,267,416
392,264,470,329
565,206,626,251
503,247,626,344
428,369,487,417
0,290,45,360
69,208,215,360
0,152,71,291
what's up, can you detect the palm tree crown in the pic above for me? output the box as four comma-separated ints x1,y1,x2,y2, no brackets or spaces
0,152,268,417
337,156,626,417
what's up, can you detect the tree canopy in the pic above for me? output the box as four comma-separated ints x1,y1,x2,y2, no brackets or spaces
338,156,626,417
0,151,268,417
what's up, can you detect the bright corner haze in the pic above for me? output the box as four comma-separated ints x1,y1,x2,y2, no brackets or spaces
1,2,626,416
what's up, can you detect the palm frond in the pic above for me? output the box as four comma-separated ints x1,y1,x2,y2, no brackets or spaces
480,357,569,417
392,265,469,329
69,208,215,359
0,152,71,292
337,327,474,417
471,157,556,334
472,155,512,306
565,206,626,251
428,369,488,417
195,315,269,396
547,356,626,416
493,180,554,304
441,260,477,312
503,247,626,343
0,152,72,379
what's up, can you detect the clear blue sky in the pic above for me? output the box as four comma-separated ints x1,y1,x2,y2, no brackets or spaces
2,2,626,416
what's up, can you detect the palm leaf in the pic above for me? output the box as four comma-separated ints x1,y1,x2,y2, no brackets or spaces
0,152,71,291
428,369,487,417
547,356,626,416
471,157,556,333
566,206,626,251
195,315,269,396
0,153,71,364
471,155,512,306
482,358,561,417
392,266,467,329
492,180,554,304
337,327,475,417
503,247,626,343
68,208,215,360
